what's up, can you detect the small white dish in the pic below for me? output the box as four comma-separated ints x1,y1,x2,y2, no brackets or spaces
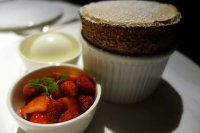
19,32,82,71
0,1,62,30
7,64,101,133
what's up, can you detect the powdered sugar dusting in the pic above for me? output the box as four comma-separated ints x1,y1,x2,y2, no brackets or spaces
80,1,181,26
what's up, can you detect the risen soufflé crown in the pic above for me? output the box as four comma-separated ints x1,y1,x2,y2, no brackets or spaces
80,1,181,55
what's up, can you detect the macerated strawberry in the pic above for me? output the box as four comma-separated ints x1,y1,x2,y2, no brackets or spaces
49,72,62,81
57,97,79,111
23,83,42,100
58,109,79,122
61,81,78,97
52,88,62,99
20,95,51,116
30,112,51,124
46,101,65,123
67,75,79,81
78,95,94,112
76,76,96,95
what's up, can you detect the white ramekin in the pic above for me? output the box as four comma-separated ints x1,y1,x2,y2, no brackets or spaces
80,35,175,104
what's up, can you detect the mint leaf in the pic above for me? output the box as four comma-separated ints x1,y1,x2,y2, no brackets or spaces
29,77,58,95
57,74,68,84
48,82,58,94
58,74,68,81
29,79,46,90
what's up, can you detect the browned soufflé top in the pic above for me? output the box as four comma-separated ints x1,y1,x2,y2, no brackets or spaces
80,1,181,55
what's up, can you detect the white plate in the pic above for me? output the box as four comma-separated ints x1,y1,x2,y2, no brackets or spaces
1,21,200,133
0,1,63,30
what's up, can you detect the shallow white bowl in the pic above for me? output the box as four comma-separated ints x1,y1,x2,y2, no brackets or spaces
19,32,82,71
7,64,101,133
0,1,62,30
80,34,175,104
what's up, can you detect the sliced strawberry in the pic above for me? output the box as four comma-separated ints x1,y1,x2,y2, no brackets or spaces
49,72,62,81
52,88,62,99
46,100,65,123
30,112,51,124
67,75,79,81
20,95,51,116
23,83,42,100
58,109,79,122
57,97,79,111
78,95,94,112
76,75,96,95
61,81,78,97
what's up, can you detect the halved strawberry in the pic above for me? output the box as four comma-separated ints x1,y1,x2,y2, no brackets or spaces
67,75,79,81
57,97,79,111
46,100,65,123
23,83,42,100
49,72,62,81
78,95,94,112
58,109,79,122
52,88,62,99
20,95,51,116
30,112,51,124
76,75,96,95
61,81,78,97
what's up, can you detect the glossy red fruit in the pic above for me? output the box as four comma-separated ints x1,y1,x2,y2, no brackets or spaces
22,83,42,99
76,76,96,95
30,112,51,124
49,72,62,81
61,81,78,97
46,100,65,123
57,97,79,111
67,75,79,81
20,95,51,116
58,109,79,122
52,88,62,99
78,95,94,112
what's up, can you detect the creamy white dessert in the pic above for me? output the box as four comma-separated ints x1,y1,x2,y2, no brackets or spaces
21,32,81,63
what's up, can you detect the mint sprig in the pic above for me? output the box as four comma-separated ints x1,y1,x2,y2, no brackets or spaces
57,74,68,84
29,74,68,95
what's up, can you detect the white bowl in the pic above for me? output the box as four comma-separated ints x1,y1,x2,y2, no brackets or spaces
18,32,82,71
80,34,175,104
7,64,101,133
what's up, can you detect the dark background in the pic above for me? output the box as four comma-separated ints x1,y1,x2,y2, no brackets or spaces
66,0,200,66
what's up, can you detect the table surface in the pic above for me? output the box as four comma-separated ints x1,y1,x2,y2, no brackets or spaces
0,1,200,133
